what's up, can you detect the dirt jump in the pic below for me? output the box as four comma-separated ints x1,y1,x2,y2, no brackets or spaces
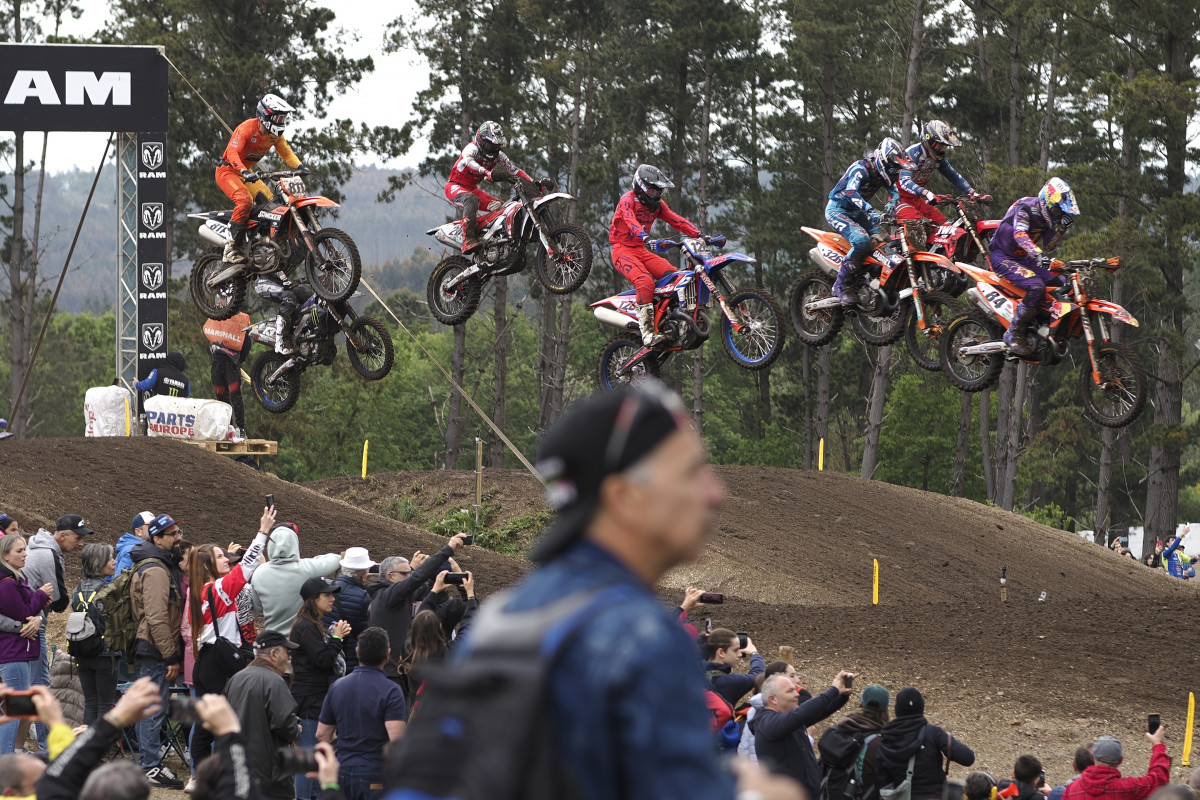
4,437,1198,787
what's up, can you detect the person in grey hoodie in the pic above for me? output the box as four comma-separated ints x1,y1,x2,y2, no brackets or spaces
250,523,342,634
24,514,92,751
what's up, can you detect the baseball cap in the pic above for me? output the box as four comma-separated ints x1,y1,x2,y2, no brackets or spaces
254,630,299,651
340,547,376,571
300,577,341,601
146,514,181,538
861,684,890,711
1093,736,1123,765
131,511,155,532
531,379,690,563
56,514,95,537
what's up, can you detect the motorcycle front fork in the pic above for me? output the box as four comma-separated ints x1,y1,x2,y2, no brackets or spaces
900,235,931,332
290,206,321,254
1081,311,1111,384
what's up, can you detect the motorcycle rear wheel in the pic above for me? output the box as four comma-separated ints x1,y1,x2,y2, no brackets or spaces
346,316,395,381
427,255,482,325
939,311,1004,392
1079,343,1147,428
304,228,362,302
189,249,246,320
789,270,843,347
597,333,660,391
851,300,908,346
536,223,593,294
722,290,785,370
904,290,962,371
251,352,301,414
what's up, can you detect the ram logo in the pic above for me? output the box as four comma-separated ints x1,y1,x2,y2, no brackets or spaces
140,142,164,171
141,263,164,291
141,203,163,230
141,323,164,351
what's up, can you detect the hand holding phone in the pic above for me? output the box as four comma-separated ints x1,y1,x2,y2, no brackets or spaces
445,572,469,585
1148,714,1161,734
1,691,38,719
699,592,724,604
265,493,275,509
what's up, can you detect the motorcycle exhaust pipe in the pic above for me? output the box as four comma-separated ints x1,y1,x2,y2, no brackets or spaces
198,224,225,247
804,296,844,312
965,287,1004,322
668,309,707,341
958,341,1008,357
808,247,839,277
593,306,638,331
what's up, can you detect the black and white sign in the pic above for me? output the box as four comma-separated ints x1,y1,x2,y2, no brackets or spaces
141,263,164,292
141,323,164,351
137,132,169,379
0,44,168,132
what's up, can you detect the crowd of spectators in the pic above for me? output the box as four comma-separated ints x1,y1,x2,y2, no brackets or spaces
0,382,1193,800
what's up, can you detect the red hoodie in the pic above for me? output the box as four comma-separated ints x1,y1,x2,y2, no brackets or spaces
1060,745,1170,800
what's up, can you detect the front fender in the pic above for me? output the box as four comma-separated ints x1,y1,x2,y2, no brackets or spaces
531,192,575,210
1088,299,1139,327
706,253,756,268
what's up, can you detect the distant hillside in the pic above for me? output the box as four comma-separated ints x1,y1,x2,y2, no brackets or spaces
0,164,449,313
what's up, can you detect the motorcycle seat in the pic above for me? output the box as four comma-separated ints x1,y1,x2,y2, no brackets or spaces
655,271,680,288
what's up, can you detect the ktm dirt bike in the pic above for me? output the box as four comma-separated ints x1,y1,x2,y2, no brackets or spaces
249,293,393,414
426,175,592,325
939,256,1145,428
189,170,362,320
592,236,785,390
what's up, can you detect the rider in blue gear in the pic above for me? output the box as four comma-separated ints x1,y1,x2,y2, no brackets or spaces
826,137,913,305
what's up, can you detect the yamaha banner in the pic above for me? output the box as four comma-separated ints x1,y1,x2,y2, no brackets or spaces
0,44,168,132
137,133,169,379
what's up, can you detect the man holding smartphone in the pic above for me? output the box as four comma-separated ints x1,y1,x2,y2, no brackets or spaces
1061,727,1169,800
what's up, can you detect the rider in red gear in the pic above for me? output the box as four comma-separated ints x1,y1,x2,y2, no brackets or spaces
609,164,701,347
444,121,531,254
894,120,991,226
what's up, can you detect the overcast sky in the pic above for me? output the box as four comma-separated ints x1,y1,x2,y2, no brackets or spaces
18,0,429,173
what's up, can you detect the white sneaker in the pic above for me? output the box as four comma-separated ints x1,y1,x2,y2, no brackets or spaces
184,778,196,793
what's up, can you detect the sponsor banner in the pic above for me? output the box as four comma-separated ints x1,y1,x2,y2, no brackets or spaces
0,44,168,132
137,132,169,380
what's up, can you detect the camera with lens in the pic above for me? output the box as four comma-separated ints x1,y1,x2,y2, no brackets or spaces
278,747,319,773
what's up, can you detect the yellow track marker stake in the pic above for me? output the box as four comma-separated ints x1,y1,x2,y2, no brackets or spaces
819,438,825,471
1184,691,1195,767
872,559,879,605
361,439,369,480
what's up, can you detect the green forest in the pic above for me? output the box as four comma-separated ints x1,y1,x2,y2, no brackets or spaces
2,0,1198,555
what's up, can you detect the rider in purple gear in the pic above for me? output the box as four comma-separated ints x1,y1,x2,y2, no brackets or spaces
989,177,1078,356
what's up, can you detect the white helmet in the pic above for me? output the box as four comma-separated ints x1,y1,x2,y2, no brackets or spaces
257,93,295,136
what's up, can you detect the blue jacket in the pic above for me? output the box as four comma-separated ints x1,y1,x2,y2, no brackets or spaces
829,159,899,215
899,142,972,200
323,573,371,669
112,532,143,582
1164,536,1196,579
705,653,766,707
751,685,848,797
467,541,736,800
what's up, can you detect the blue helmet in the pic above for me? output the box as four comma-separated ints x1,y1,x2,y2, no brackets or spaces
1038,177,1080,225
871,137,916,186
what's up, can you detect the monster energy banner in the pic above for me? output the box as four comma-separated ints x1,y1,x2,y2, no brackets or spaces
136,133,169,379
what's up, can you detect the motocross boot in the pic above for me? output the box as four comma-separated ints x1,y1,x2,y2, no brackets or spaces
274,313,295,355
637,303,665,348
1004,310,1035,357
462,216,481,255
830,258,860,306
223,221,248,265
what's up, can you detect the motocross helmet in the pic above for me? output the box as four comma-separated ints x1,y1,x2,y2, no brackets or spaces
1038,177,1080,226
257,93,294,136
871,137,915,186
475,121,506,159
633,164,674,211
921,120,961,159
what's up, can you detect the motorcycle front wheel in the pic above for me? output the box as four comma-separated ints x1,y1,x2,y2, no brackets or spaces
904,290,962,371
427,256,482,325
939,311,1004,392
304,228,362,302
346,316,395,381
251,352,301,414
722,290,785,370
851,300,908,346
536,223,593,294
1079,343,1147,428
189,249,246,320
789,270,844,347
597,333,660,391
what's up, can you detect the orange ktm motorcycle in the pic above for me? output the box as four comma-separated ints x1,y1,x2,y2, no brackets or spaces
188,169,361,320
939,257,1145,428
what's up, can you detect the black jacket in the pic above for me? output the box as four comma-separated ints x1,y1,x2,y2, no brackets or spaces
322,573,370,670
367,545,454,677
37,716,123,800
875,716,974,800
416,587,479,641
820,711,886,800
227,662,301,800
752,685,849,797
705,653,767,707
289,616,345,719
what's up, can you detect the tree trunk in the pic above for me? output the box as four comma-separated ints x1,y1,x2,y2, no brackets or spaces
7,132,27,439
971,0,992,162
860,346,890,480
490,275,508,468
820,53,836,194
900,0,925,144
951,391,971,497
998,361,1028,511
1037,13,1063,173
802,346,813,469
816,347,831,465
536,295,558,434
693,66,711,430
1006,9,1023,168
669,58,688,210
980,388,995,502
443,324,467,469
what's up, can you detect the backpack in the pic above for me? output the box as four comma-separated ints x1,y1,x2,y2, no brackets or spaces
385,585,633,800
94,557,171,660
65,588,105,659
878,753,916,800
818,726,879,800
704,669,742,751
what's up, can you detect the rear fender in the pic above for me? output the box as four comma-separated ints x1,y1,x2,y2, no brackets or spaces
913,251,961,273
801,226,849,250
1088,299,1139,327
590,290,638,310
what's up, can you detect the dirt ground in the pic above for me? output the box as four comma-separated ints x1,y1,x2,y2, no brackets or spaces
3,440,1198,795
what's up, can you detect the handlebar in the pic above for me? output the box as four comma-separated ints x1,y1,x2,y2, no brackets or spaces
650,236,726,251
937,194,994,207
1059,256,1122,273
242,169,307,183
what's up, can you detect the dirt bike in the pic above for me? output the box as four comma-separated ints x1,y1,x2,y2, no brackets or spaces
426,175,592,325
922,195,1001,286
592,236,785,390
248,293,394,414
189,169,361,320
939,256,1145,428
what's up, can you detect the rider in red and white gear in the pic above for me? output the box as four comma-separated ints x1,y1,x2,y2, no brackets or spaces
895,120,991,225
444,121,532,254
609,164,703,347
